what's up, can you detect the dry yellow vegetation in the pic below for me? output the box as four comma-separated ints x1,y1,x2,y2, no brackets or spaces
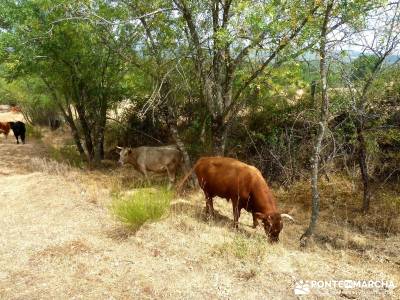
0,118,399,299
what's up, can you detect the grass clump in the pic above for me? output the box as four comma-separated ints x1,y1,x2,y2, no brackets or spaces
26,124,42,139
29,157,72,175
49,145,84,168
212,234,266,261
111,187,173,230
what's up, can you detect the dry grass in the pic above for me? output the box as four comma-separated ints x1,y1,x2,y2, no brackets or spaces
0,114,399,299
211,234,266,261
30,240,92,263
29,157,73,175
277,174,400,235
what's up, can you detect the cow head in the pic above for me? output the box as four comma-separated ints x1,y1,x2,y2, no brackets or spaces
116,146,133,166
256,212,294,243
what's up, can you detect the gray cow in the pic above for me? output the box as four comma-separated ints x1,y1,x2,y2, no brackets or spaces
117,145,182,185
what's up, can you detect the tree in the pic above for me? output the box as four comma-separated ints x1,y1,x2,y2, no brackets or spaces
300,0,335,245
300,0,380,244
0,0,135,164
121,1,195,179
170,0,320,154
341,1,400,212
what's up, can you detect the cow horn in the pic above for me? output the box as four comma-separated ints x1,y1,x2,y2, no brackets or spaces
281,213,294,222
254,212,266,220
116,146,123,150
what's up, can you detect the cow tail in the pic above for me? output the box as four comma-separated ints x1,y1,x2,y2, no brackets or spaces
175,165,196,195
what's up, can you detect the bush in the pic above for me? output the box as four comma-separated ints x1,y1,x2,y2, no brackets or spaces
49,145,84,168
26,124,42,139
111,187,172,230
21,98,61,127
105,112,171,150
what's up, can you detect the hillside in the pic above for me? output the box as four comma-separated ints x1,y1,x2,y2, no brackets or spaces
0,115,399,299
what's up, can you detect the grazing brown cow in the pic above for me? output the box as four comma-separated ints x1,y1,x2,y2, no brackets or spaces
117,145,182,185
178,157,293,242
0,122,10,139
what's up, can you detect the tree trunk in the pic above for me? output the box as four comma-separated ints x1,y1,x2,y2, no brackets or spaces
311,80,317,106
302,121,326,240
75,103,94,162
58,103,86,160
94,101,107,164
167,115,196,186
41,77,86,160
94,126,105,164
211,115,228,156
301,1,333,246
160,97,196,186
356,121,371,212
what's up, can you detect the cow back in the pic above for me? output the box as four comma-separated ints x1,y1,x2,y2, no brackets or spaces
194,157,277,214
134,146,182,172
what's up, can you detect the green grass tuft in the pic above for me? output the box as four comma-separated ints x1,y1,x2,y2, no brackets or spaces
111,187,173,230
26,124,42,139
49,145,84,168
212,234,266,261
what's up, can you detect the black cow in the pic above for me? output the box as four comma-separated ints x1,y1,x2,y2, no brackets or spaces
49,118,62,130
8,121,26,144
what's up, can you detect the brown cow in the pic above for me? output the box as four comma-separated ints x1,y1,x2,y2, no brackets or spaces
179,157,293,242
0,122,10,139
117,145,182,185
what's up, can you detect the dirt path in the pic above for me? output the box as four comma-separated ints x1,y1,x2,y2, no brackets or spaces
0,139,102,297
0,123,399,299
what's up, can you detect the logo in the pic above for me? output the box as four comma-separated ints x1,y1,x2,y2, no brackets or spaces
294,280,311,295
293,279,396,296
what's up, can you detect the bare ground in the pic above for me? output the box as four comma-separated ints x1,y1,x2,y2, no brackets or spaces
0,119,399,299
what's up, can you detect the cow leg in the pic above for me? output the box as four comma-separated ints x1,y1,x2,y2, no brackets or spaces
143,171,150,184
205,195,215,219
15,134,19,144
169,165,177,183
232,199,240,229
138,164,150,184
252,213,259,228
165,166,175,189
21,131,25,144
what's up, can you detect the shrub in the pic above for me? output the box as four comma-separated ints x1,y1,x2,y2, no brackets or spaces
26,124,42,139
104,113,171,150
49,145,84,168
111,187,172,230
